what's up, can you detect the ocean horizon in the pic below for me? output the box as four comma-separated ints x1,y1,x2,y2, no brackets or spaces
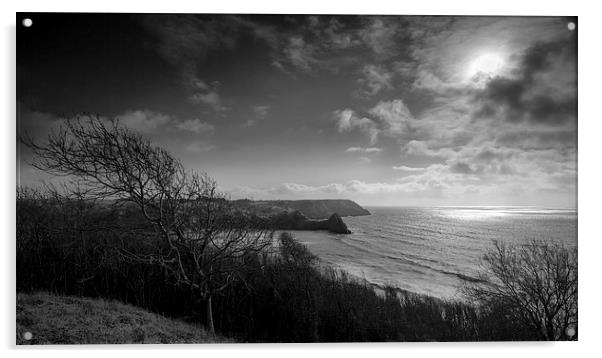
289,206,577,300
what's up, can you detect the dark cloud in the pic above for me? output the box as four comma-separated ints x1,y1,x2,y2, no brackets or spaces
450,161,475,174
496,128,576,150
272,16,372,73
520,41,565,77
528,95,576,125
141,15,243,80
140,15,248,112
474,148,510,162
358,17,402,57
474,38,576,125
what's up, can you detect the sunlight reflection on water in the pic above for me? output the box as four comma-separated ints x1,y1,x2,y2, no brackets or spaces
290,206,577,300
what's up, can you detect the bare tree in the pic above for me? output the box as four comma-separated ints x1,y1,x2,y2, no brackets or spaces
21,116,273,334
464,240,577,340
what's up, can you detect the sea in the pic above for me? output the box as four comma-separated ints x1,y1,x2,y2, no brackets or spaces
288,206,577,300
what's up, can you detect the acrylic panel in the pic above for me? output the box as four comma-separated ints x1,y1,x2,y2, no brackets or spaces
16,13,578,344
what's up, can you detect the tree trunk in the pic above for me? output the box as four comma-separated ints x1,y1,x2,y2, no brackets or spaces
206,295,215,335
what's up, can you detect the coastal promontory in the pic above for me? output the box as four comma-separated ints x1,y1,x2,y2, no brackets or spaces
268,210,352,234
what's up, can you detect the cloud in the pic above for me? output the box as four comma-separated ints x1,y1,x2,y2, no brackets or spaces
141,15,241,111
230,16,279,45
176,119,215,135
403,140,454,158
449,161,475,174
345,147,383,153
224,150,574,205
116,109,172,133
189,91,222,110
329,25,575,203
188,81,228,112
358,64,394,95
495,128,576,150
115,109,218,137
19,105,180,140
271,180,415,196
404,136,575,185
358,20,577,205
320,17,358,49
265,16,364,74
358,17,402,57
333,109,379,144
368,99,414,136
403,17,568,92
96,16,577,206
140,15,407,78
283,36,318,72
140,15,362,87
240,105,272,128
412,68,460,95
227,164,456,200
17,104,63,141
253,105,271,118
392,165,427,172
231,172,452,200
186,141,216,153
241,119,257,128
222,16,358,76
270,182,346,196
474,39,577,125
333,99,415,144
141,15,240,80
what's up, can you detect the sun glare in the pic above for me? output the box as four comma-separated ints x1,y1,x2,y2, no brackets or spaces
467,53,504,80
444,208,510,220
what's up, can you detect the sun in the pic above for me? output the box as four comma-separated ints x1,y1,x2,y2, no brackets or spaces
467,53,504,80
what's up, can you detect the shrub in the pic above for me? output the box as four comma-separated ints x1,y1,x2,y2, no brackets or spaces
464,240,577,340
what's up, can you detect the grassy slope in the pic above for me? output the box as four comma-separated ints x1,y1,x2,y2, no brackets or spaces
16,292,231,345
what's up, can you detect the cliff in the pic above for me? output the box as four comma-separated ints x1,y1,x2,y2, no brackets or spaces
232,199,370,219
268,210,351,234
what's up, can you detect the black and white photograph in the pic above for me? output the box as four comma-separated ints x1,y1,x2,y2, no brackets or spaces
15,11,577,344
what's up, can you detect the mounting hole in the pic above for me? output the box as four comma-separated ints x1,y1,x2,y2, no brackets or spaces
22,18,33,28
23,331,33,340
567,22,576,31
566,326,576,338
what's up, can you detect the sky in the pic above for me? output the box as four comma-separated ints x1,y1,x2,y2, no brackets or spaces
17,13,577,207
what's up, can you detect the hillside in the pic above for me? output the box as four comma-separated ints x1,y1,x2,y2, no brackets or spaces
233,199,371,219
16,292,230,344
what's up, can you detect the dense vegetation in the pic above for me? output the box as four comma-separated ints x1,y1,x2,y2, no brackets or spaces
17,116,577,342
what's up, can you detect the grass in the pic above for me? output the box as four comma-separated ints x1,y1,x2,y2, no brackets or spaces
16,292,231,345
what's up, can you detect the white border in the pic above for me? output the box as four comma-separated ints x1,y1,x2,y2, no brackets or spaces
2,1,600,357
